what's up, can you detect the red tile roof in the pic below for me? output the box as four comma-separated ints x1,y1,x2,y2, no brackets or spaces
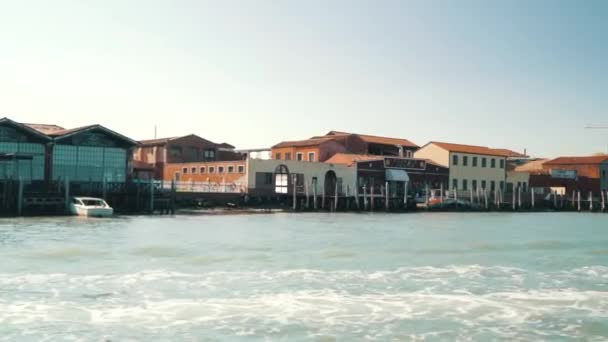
492,148,528,158
326,131,418,148
272,137,337,149
544,156,608,165
429,141,517,157
139,134,219,147
324,153,384,166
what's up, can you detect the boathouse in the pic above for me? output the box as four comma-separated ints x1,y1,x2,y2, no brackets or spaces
0,118,51,181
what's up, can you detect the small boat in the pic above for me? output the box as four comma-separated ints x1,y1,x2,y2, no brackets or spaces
70,197,114,217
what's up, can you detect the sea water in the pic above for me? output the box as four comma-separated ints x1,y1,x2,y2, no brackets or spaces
0,213,607,341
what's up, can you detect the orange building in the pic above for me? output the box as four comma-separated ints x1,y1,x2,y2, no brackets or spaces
271,131,419,163
164,160,247,184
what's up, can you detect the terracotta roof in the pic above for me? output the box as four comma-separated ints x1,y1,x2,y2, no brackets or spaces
493,148,528,158
24,123,66,134
325,131,418,148
428,141,515,157
324,153,384,166
139,134,219,147
272,137,337,149
544,156,608,165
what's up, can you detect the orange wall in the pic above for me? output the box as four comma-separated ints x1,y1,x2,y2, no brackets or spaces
164,160,247,183
271,141,347,162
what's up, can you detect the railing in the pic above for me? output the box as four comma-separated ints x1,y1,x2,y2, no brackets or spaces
164,181,245,193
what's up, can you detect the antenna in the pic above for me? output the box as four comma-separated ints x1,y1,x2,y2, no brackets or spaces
154,125,157,139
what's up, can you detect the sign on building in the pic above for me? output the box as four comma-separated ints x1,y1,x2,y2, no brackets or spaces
384,157,426,170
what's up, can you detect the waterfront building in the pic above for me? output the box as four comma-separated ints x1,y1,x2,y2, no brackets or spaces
0,118,50,181
133,135,242,180
414,141,526,193
271,131,418,162
530,156,608,194
326,153,449,196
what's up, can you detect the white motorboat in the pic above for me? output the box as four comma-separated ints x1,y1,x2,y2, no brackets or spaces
70,197,114,217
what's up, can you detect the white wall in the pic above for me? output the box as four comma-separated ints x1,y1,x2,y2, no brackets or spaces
448,153,507,191
247,158,357,194
414,144,450,167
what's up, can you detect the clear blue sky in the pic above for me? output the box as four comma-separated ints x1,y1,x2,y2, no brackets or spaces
1,0,606,157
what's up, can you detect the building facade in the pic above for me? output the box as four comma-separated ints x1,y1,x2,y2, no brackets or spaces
0,118,50,181
414,141,524,192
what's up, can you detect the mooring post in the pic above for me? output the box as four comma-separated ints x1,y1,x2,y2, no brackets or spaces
370,185,375,212
334,181,339,212
469,187,473,205
64,177,70,213
453,187,458,201
602,190,606,212
512,189,516,210
17,177,23,216
577,191,581,211
171,179,176,214
149,178,155,214
322,187,326,210
589,191,593,212
385,181,389,211
102,177,107,201
292,176,297,211
518,186,522,209
313,180,318,210
425,184,430,208
531,188,535,209
355,182,360,210
346,184,350,210
404,181,409,209
484,189,488,209
572,191,576,209
362,184,367,210
305,182,310,209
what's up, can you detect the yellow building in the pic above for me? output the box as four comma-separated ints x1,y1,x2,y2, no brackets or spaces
414,141,527,192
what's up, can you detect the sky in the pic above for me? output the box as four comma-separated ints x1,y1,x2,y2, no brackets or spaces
0,0,607,157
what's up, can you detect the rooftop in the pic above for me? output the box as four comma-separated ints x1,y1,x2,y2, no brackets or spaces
24,123,66,134
325,131,419,148
544,155,608,165
324,153,384,166
428,141,522,157
272,137,337,149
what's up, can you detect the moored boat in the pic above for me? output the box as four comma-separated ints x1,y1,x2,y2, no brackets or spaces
69,197,114,217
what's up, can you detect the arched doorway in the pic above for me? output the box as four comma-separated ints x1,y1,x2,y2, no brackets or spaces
274,164,289,194
324,170,337,196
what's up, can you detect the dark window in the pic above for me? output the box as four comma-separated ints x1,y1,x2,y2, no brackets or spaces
275,153,282,160
203,149,216,161
452,178,458,189
171,146,182,158
188,147,198,161
463,156,468,166
209,166,215,173
238,165,245,173
200,167,206,173
472,180,477,190
182,167,188,174
472,157,478,167
500,159,505,168
218,166,224,173
462,179,468,190
482,158,487,168
500,181,505,190
228,166,234,173
255,172,273,185
308,152,315,162
191,167,196,174
491,181,495,191
452,154,459,166
481,180,487,189
297,153,303,161
491,158,496,168
285,152,291,160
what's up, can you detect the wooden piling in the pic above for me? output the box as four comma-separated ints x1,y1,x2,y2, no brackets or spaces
322,188,326,210
531,188,535,208
363,185,367,210
64,178,70,213
577,191,581,211
469,188,473,205
602,190,606,212
589,191,593,212
512,189,516,210
17,177,23,216
404,181,409,209
149,178,155,214
370,185,375,212
334,181,339,212
425,184,430,208
313,181,318,210
385,181,389,211
293,177,297,211
517,186,522,209
572,191,576,209
484,189,488,209
305,183,310,209
355,183,360,210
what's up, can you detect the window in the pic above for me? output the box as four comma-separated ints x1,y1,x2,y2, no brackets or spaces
200,167,206,173
452,154,459,166
274,165,289,194
482,158,487,168
406,150,413,158
170,146,182,158
238,165,245,173
472,157,478,167
491,181,496,191
523,182,528,192
481,180,487,189
203,149,216,161
209,166,215,173
218,166,225,174
191,167,197,174
500,181,505,190
188,147,199,161
308,152,315,162
500,159,505,168
452,178,458,189
228,166,234,173
472,180,477,190
275,153,282,160
264,173,273,185
296,153,303,161
462,179,468,190
491,158,496,168
182,167,188,174
285,152,291,160
463,156,468,166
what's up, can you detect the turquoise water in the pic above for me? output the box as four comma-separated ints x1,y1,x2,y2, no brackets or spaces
0,213,607,341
